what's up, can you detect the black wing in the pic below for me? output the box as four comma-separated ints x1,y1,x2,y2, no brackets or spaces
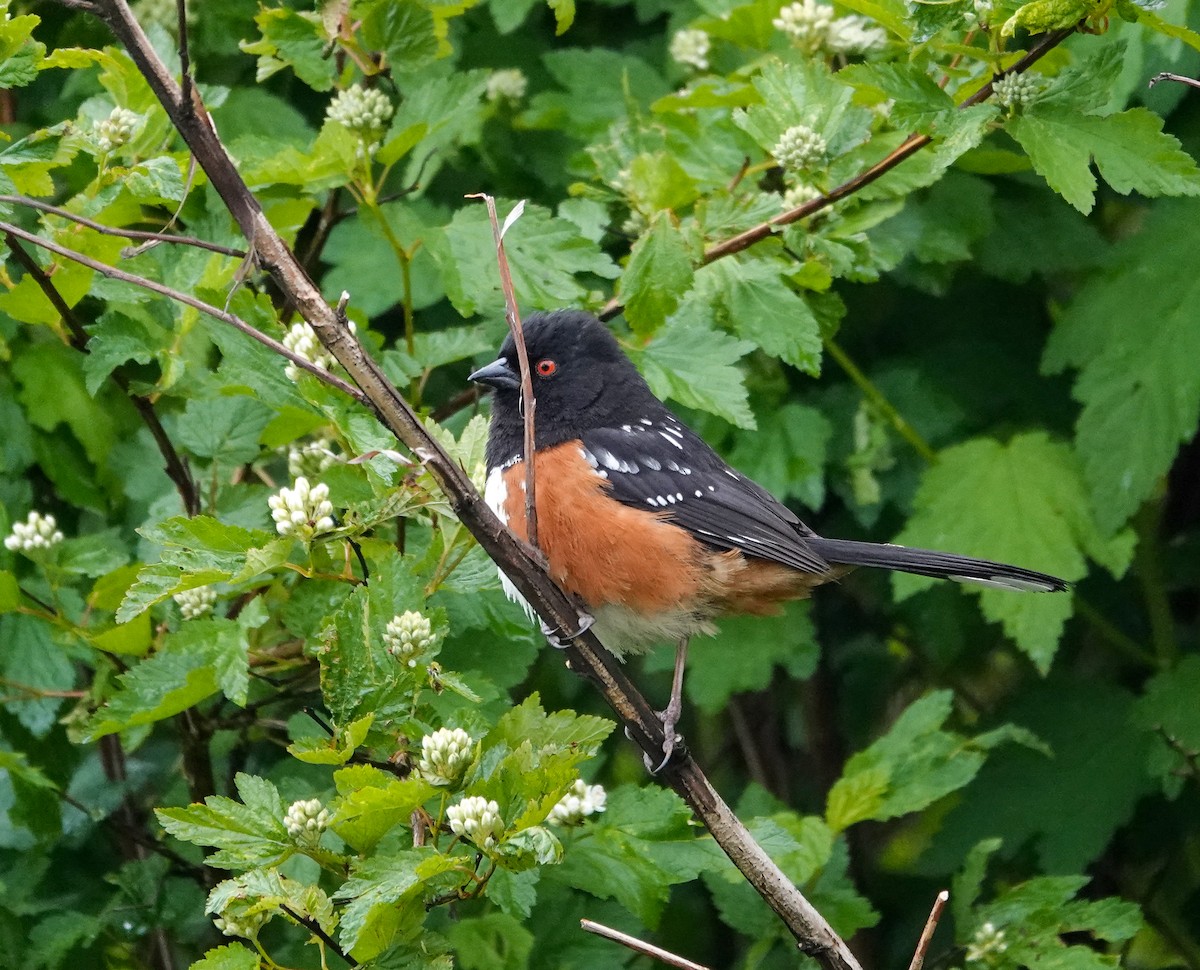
579,421,830,574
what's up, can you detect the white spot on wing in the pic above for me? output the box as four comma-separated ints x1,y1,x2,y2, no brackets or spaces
660,432,683,449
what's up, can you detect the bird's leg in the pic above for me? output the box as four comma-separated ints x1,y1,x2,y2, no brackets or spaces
539,611,595,649
653,636,689,773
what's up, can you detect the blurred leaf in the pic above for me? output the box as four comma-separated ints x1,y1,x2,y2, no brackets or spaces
619,213,695,338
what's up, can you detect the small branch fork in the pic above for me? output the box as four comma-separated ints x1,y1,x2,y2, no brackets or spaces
30,3,1076,967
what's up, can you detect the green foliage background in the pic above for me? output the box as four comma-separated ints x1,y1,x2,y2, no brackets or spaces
1,0,1199,967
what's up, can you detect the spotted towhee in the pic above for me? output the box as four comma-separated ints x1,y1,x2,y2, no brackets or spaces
470,309,1067,766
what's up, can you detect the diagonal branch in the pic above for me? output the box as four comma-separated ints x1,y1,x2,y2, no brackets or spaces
599,24,1078,320
66,2,863,966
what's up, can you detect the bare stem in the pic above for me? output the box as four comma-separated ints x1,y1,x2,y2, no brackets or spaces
907,891,949,970
581,919,713,970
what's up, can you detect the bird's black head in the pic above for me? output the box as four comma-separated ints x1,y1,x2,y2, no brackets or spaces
470,309,662,463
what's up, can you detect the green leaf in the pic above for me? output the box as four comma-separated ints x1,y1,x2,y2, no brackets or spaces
706,258,824,375
619,213,695,338
448,912,534,970
1008,107,1200,214
177,396,273,465
187,943,259,970
431,201,618,317
335,849,450,957
1134,655,1200,794
1043,199,1200,533
359,0,439,74
826,692,1038,832
84,618,250,739
892,433,1133,670
1,614,75,737
156,773,290,871
331,768,437,853
628,320,756,428
126,156,186,202
0,570,21,613
926,681,1157,873
240,8,335,91
735,59,873,160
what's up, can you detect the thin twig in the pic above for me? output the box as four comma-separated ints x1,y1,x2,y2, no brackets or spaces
0,195,246,257
581,919,712,970
281,905,358,967
598,23,1079,320
907,890,949,970
470,194,539,549
176,0,192,108
0,220,367,405
1149,72,1200,89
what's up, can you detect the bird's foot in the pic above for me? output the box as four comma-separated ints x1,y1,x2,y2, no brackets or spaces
539,611,595,649
624,707,684,774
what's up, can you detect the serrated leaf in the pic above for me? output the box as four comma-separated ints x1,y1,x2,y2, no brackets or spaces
619,213,695,338
331,775,437,853
735,59,873,160
189,943,258,970
1043,199,1200,533
628,321,756,428
156,773,290,871
240,8,334,90
334,850,446,956
893,434,1132,670
1009,107,1200,214
706,258,824,375
176,396,273,464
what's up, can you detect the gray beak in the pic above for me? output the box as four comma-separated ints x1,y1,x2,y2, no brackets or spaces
469,357,521,391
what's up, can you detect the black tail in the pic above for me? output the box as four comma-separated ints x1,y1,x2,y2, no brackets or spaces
805,538,1068,593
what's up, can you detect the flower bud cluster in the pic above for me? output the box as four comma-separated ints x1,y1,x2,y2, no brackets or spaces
288,439,337,480
327,85,394,139
283,322,332,382
447,795,504,848
992,71,1041,110
773,0,887,54
269,477,336,541
774,124,827,171
782,182,823,212
214,908,269,940
548,779,607,826
5,512,64,553
384,610,436,667
94,107,142,153
284,798,331,844
669,29,711,71
174,585,218,620
966,922,1009,964
486,68,529,103
418,727,474,786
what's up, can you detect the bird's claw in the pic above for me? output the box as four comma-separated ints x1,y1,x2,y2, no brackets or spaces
539,611,595,649
624,712,684,774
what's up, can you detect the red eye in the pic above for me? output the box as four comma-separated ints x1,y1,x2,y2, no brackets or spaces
536,359,557,377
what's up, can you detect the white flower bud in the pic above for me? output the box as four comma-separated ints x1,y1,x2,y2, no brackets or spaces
284,797,331,844
327,85,393,138
446,795,505,848
173,585,219,620
288,438,337,480
774,124,827,171
94,106,142,153
782,182,823,211
669,29,711,72
548,779,607,826
4,511,64,553
418,727,474,786
268,477,337,541
773,0,835,53
485,68,528,103
826,15,888,53
214,907,269,940
383,610,437,667
966,922,1008,964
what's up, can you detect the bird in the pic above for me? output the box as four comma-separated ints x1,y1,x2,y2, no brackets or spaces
469,309,1067,768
